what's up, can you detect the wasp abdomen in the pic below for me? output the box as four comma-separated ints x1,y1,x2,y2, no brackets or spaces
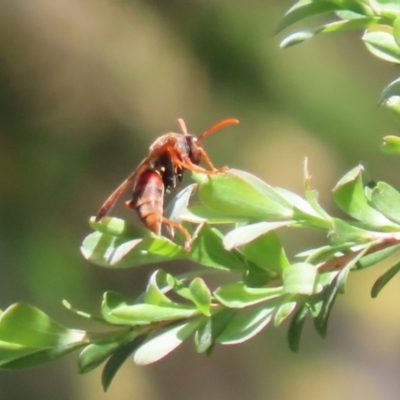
126,170,164,235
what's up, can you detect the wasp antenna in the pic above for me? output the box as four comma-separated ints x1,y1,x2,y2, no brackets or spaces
178,118,189,136
197,118,239,142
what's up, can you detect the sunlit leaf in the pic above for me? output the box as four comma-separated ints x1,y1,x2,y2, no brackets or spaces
369,0,400,17
275,1,372,33
0,304,85,348
381,134,400,154
194,310,237,353
273,300,297,327
241,230,291,273
333,165,398,228
181,203,242,224
280,17,379,48
165,184,197,223
81,230,187,268
274,187,330,227
189,278,212,316
329,218,376,245
283,263,319,295
133,319,201,365
144,270,175,306
214,282,282,308
103,302,198,326
370,182,400,224
363,25,400,63
189,225,245,271
195,169,293,221
223,221,295,250
217,304,275,345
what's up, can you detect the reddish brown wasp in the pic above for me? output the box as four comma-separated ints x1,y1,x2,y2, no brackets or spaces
95,118,239,249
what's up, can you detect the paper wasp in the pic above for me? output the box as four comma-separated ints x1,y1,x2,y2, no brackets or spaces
95,118,239,249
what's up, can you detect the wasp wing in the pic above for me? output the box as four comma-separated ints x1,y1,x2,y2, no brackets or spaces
95,160,150,221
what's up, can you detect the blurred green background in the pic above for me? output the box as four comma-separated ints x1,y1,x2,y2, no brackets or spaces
1,0,400,399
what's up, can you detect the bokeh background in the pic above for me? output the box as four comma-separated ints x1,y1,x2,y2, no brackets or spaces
1,0,400,399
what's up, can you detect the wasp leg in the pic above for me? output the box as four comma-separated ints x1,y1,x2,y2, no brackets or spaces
167,149,221,176
196,147,229,173
162,217,192,251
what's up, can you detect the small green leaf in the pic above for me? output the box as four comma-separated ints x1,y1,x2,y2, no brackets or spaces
287,305,308,353
241,230,291,273
181,203,241,224
195,169,293,221
144,270,175,306
370,182,400,224
101,291,131,325
104,303,198,326
336,242,374,293
0,343,85,370
283,263,319,296
81,230,187,269
355,244,400,270
0,342,41,368
189,278,212,316
165,184,197,223
274,187,330,227
194,319,213,354
133,319,201,365
194,310,237,353
371,260,400,297
333,165,397,228
329,219,376,245
306,296,324,318
223,221,295,250
189,225,245,271
89,216,146,238
280,17,380,48
273,301,297,327
314,275,340,338
0,304,85,348
280,31,316,47
214,282,282,308
62,300,92,320
217,304,275,345
298,243,350,264
381,135,400,154
244,263,274,288
102,337,146,391
79,341,123,374
370,0,400,17
275,2,345,34
363,25,400,63
102,290,198,325
380,77,400,102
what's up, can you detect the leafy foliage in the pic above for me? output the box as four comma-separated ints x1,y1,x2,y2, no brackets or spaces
1,0,400,392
